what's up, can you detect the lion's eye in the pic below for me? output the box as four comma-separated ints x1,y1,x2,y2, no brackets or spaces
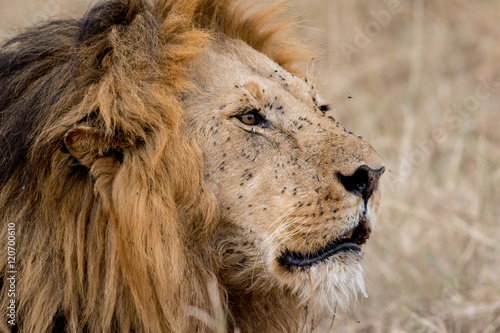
236,110,266,126
240,113,257,125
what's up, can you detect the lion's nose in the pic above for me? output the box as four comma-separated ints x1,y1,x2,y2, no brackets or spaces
336,165,385,201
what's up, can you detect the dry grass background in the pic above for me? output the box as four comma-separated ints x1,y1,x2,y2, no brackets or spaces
1,0,499,332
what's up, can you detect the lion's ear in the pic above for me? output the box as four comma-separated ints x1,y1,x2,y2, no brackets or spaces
63,126,125,167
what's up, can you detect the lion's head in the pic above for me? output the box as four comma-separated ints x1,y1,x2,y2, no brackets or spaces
0,0,383,332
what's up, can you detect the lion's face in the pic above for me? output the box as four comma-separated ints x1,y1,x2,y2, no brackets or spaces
183,38,384,311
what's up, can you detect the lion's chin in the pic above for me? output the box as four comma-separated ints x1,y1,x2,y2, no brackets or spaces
270,218,371,313
273,254,367,313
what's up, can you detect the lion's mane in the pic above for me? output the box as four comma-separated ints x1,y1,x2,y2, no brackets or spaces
0,0,311,332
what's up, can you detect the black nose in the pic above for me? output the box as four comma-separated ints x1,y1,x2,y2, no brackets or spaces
336,165,385,201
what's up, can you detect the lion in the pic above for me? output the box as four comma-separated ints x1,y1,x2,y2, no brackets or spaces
0,0,384,332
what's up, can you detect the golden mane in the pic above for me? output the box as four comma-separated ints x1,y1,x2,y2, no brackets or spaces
0,0,312,332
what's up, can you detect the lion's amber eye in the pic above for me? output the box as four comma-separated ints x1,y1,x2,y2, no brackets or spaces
240,113,257,125
237,110,265,126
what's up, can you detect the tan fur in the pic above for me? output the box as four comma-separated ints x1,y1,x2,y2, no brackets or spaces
0,0,383,332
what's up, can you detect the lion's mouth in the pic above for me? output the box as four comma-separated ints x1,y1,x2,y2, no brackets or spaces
277,218,371,270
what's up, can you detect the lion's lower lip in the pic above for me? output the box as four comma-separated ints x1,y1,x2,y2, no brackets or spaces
278,242,362,269
277,219,370,269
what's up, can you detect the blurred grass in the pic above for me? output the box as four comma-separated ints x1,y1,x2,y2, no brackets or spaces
1,0,499,332
293,1,500,332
